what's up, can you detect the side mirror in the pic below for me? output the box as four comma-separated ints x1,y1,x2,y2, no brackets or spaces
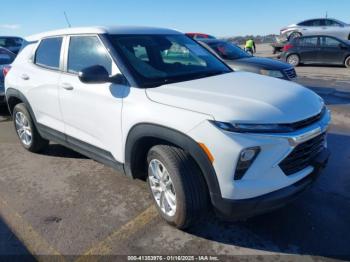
79,65,110,84
79,65,127,85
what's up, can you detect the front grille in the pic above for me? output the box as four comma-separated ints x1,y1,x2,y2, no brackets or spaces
284,68,297,79
279,133,326,176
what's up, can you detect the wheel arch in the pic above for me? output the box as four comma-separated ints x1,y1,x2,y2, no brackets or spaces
5,88,37,122
288,31,302,41
124,123,221,198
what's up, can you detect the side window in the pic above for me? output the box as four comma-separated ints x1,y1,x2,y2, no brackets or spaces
325,20,341,27
301,37,318,47
67,36,112,74
322,37,341,48
299,20,314,26
35,37,63,69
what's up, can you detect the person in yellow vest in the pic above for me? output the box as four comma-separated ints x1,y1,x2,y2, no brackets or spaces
245,39,256,55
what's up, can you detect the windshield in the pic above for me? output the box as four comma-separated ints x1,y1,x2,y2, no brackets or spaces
108,34,232,87
208,41,251,60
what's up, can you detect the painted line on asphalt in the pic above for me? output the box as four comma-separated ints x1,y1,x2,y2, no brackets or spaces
0,197,66,262
75,205,158,261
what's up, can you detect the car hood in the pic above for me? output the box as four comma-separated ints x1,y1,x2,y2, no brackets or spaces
146,72,323,123
227,57,291,70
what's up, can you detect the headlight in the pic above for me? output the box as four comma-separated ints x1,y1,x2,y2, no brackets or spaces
260,69,284,78
210,121,294,133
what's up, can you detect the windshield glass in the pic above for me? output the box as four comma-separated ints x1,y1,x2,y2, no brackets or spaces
208,41,250,60
108,34,231,87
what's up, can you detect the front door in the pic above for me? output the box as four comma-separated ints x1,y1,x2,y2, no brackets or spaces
59,35,128,160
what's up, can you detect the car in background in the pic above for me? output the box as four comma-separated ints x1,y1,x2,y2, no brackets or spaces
186,33,216,40
0,36,23,54
200,39,297,80
281,35,350,68
280,18,350,41
0,47,15,104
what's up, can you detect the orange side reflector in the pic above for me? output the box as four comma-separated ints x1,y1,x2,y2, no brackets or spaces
198,143,214,163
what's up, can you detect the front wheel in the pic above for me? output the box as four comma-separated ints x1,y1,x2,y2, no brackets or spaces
288,32,302,41
147,145,209,229
287,54,300,67
345,56,350,68
13,103,49,152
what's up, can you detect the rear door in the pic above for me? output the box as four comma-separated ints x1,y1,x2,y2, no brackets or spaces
320,36,346,64
299,19,324,36
24,37,65,133
323,19,348,39
298,36,321,63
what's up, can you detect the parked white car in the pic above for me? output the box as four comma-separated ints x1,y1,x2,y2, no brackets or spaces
281,18,350,41
5,26,330,228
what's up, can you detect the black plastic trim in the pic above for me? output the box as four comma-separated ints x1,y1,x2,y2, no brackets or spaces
124,123,222,198
37,124,125,174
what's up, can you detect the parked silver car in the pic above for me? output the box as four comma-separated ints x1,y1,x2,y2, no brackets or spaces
281,18,350,41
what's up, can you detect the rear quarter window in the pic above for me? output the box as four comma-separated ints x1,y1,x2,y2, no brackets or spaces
35,37,63,70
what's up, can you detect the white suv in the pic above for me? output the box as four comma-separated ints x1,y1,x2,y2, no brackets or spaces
5,26,330,228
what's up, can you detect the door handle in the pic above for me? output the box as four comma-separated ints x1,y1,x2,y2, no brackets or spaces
61,83,74,90
21,74,30,80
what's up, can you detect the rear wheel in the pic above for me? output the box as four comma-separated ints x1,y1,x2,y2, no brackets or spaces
13,103,49,152
147,145,209,229
287,54,300,67
345,56,350,68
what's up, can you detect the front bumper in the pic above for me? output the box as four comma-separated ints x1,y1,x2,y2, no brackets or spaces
212,148,330,220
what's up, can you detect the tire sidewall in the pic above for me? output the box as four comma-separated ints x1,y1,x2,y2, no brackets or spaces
147,148,187,226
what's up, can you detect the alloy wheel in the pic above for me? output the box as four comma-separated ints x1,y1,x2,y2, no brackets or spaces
15,112,32,146
287,55,299,66
148,159,177,217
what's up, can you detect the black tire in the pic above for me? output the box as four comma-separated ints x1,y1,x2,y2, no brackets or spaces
288,32,302,41
147,145,209,229
345,56,350,68
13,103,49,152
287,54,300,67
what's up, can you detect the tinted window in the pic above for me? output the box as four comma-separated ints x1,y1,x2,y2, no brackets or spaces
0,37,22,49
68,36,112,74
299,19,324,27
321,37,341,47
324,19,342,27
208,41,250,60
108,34,231,87
300,37,318,47
35,37,63,69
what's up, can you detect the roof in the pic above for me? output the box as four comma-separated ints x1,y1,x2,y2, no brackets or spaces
25,26,182,42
